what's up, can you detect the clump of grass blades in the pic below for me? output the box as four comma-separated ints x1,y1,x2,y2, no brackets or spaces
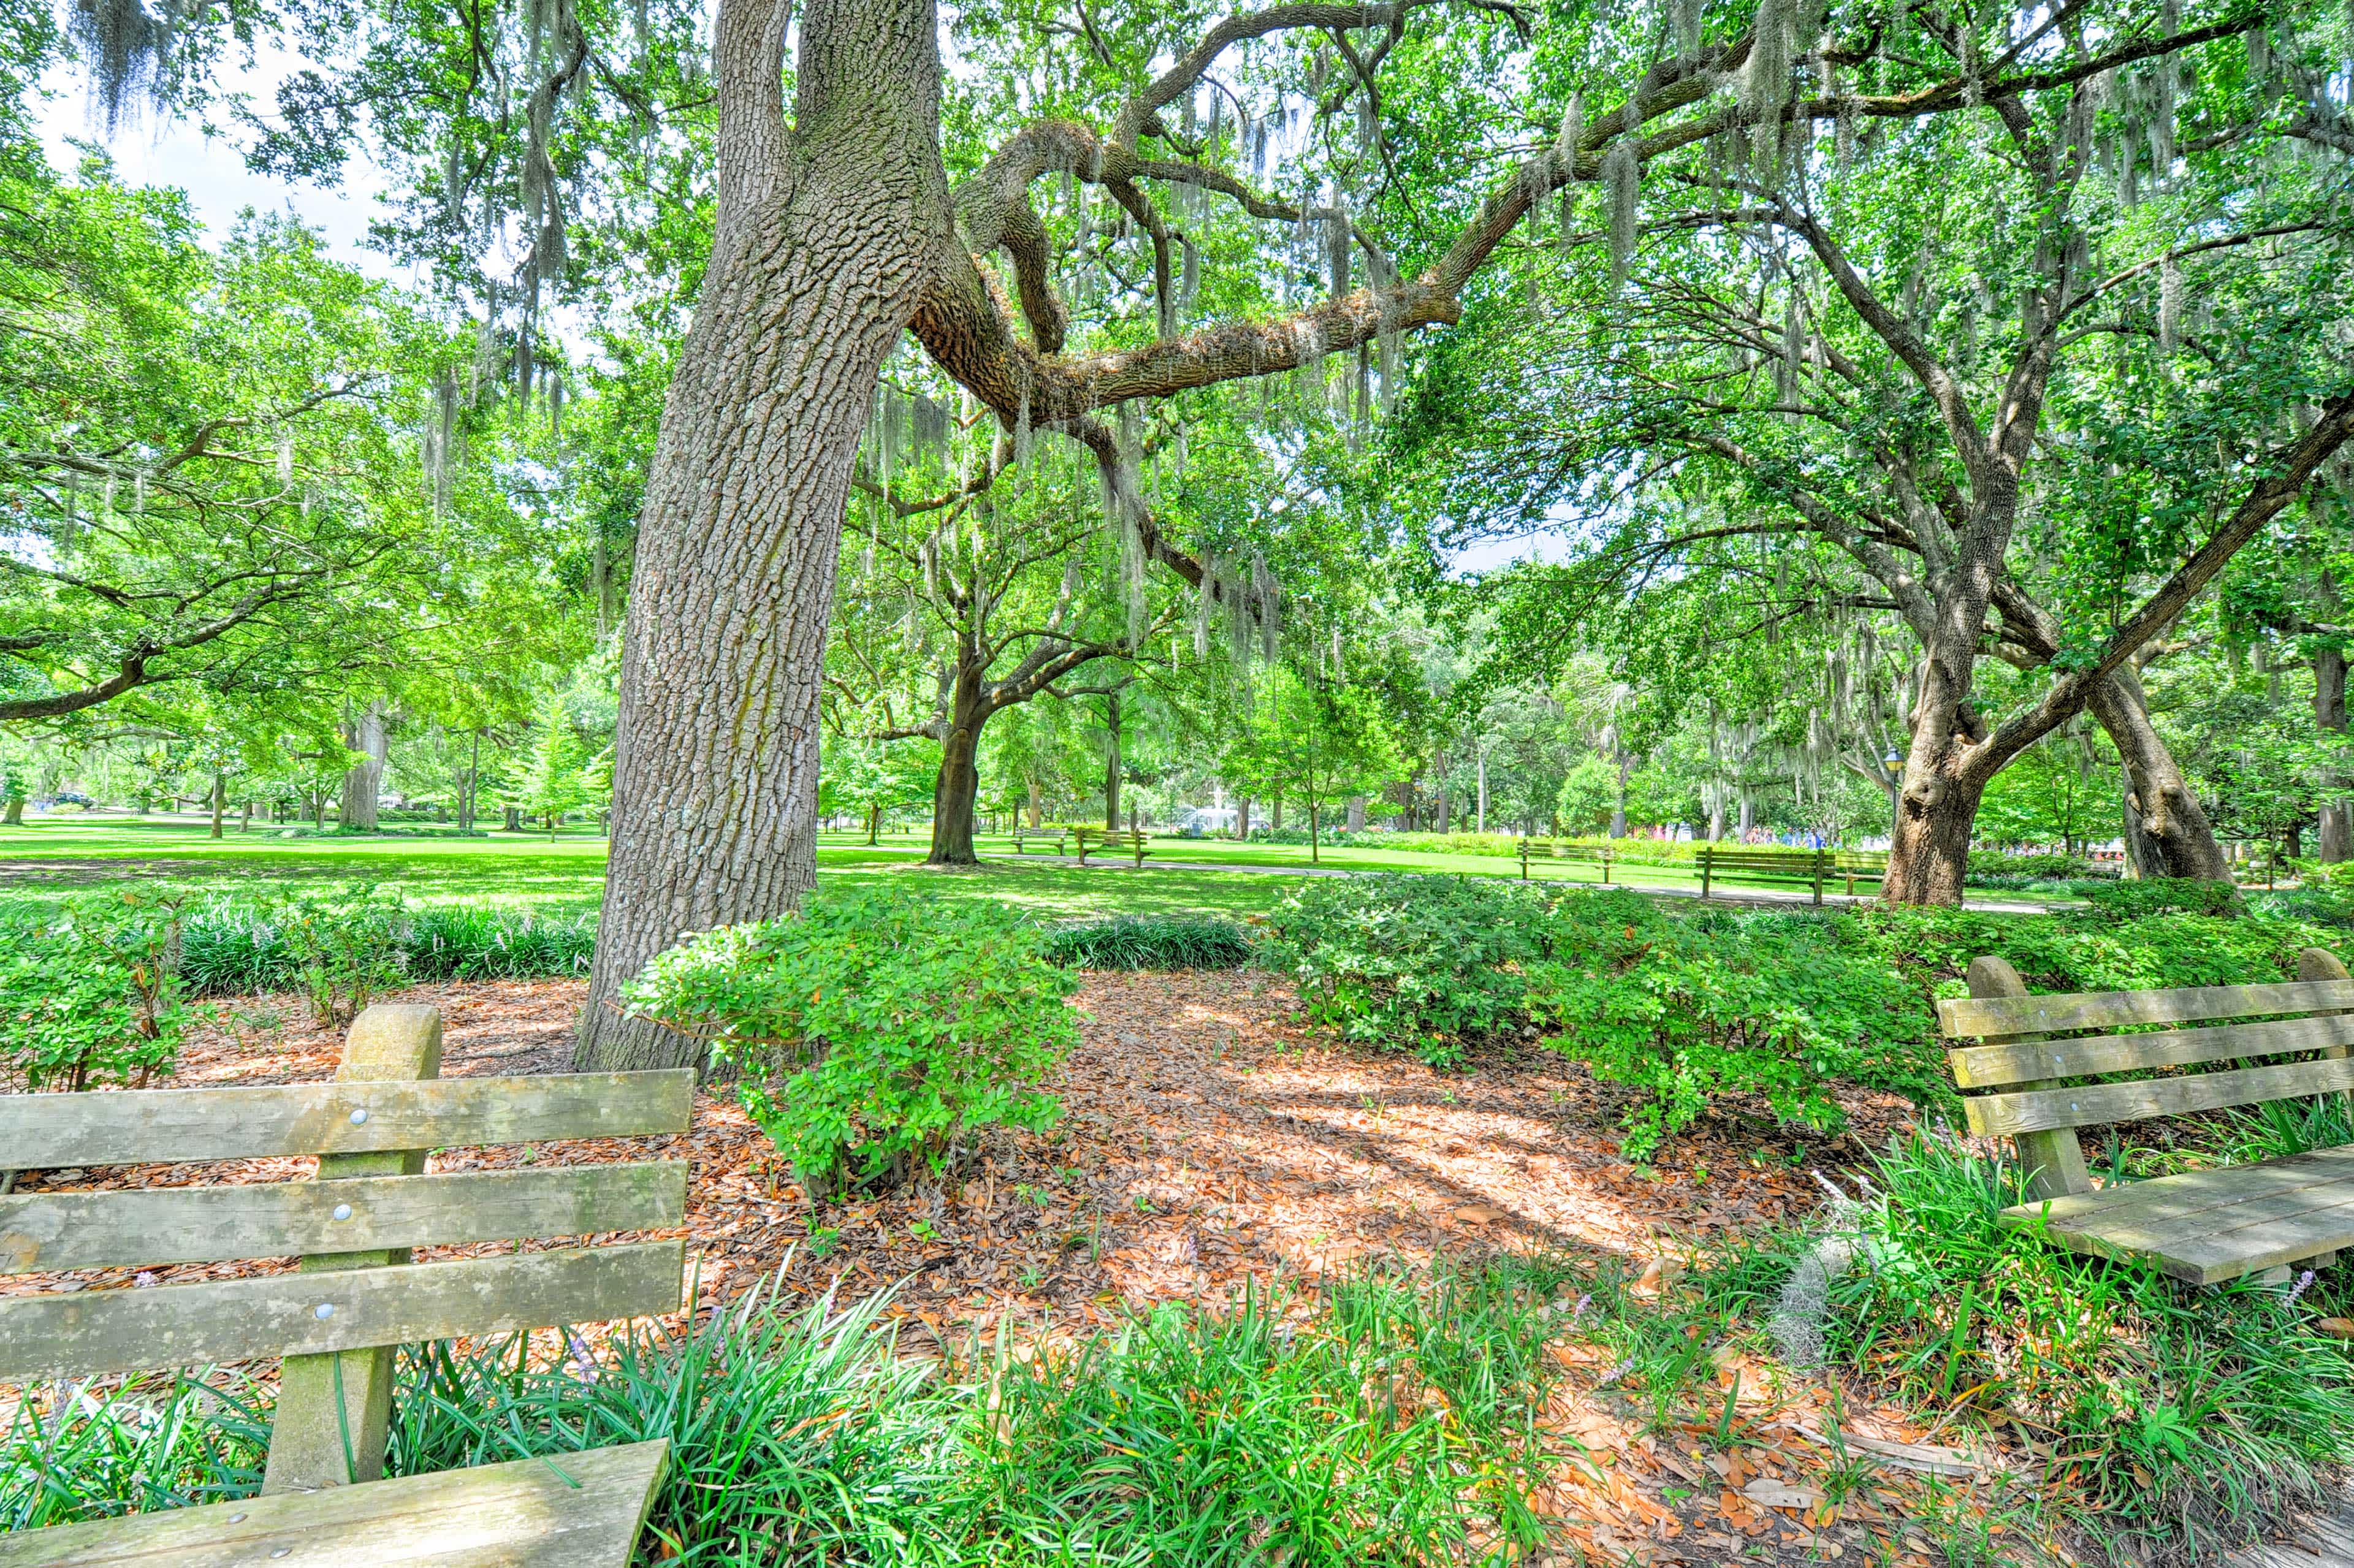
5,1260,1575,1564
402,905,596,980
942,1266,1564,1563
1042,915,1257,970
386,1282,950,1565
1810,1129,2354,1566
0,1374,271,1530
175,900,596,995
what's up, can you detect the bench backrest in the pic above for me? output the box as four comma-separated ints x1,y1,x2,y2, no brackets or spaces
1936,950,2354,1198
1699,847,1828,869
0,1004,691,1491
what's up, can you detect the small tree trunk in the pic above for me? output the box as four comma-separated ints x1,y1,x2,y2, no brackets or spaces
339,702,387,832
504,805,521,832
2,795,21,826
1346,795,1365,832
210,772,226,839
2089,668,2231,881
1237,797,1251,839
1103,690,1121,831
1271,798,1282,830
1309,801,1320,864
1475,751,1487,834
867,804,880,845
1026,777,1042,829
2319,648,2351,862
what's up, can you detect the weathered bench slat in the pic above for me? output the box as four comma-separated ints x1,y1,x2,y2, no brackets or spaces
1948,1012,2354,1089
2006,1144,2354,1227
0,1439,669,1567
1962,1054,2354,1138
2003,1153,2354,1283
1939,979,2354,1042
0,1162,690,1273
0,1240,685,1381
0,1071,694,1168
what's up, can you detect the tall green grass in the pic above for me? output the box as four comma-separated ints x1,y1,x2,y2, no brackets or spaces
2,1258,1572,1564
1041,915,1257,970
176,902,597,995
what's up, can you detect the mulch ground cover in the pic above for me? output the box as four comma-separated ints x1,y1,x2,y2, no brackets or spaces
4,973,2049,1564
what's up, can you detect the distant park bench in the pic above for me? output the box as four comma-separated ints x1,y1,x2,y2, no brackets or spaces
1835,850,1888,897
1938,950,2354,1285
1697,845,1835,904
1515,839,1617,882
1011,827,1068,856
1073,827,1151,867
0,1005,691,1567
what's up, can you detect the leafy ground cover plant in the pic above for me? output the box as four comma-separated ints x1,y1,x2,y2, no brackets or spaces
623,886,1078,1198
1042,915,1256,970
1267,873,1563,1065
0,891,192,1091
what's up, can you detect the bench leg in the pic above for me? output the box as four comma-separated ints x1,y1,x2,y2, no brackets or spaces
265,1006,443,1493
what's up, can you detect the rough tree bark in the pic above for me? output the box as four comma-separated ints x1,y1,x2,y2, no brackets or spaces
2087,666,2231,880
576,0,952,1069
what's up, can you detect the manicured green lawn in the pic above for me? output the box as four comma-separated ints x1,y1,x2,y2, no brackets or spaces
0,815,1297,921
0,813,2052,918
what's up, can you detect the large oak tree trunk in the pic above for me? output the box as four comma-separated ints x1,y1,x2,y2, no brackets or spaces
2087,668,2231,881
576,0,950,1071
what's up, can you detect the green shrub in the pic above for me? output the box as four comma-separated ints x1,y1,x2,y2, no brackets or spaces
1965,851,2118,886
1042,915,1256,970
623,886,1078,1196
1525,903,1945,1159
0,892,191,1092
1266,874,1564,1065
2071,877,2244,920
278,886,410,1029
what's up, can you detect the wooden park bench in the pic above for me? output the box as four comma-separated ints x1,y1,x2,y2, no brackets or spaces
1938,950,2354,1284
1697,845,1833,904
1011,827,1068,856
1835,850,1887,898
1517,839,1617,883
0,1003,692,1566
1073,827,1151,867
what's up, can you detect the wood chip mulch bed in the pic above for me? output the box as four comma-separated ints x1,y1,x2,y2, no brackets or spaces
5,973,2049,1565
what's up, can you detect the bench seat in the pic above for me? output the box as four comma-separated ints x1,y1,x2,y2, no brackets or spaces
0,1440,671,1567
2005,1146,2354,1285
